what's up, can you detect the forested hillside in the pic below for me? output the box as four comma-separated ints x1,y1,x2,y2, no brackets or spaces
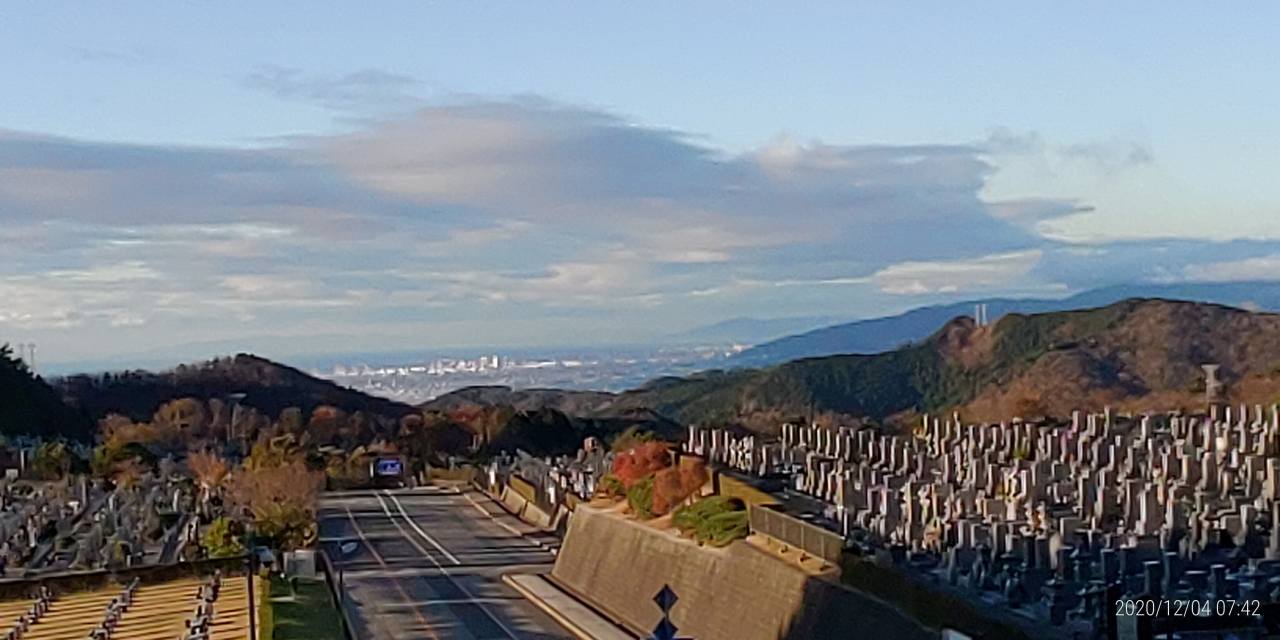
615,299,1280,427
56,353,416,423
0,344,92,439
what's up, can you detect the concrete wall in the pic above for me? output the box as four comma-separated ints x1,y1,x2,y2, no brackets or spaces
551,505,935,640
715,472,780,506
839,556,1036,640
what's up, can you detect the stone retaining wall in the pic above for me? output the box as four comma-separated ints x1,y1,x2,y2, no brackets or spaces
551,505,936,640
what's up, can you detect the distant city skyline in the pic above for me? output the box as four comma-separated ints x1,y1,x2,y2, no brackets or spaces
3,3,1280,367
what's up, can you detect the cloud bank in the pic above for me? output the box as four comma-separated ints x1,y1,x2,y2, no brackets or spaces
3,99,1278,364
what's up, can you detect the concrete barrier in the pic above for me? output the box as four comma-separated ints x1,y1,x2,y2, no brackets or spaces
521,500,554,529
490,481,566,534
551,505,935,640
500,485,530,516
508,475,539,504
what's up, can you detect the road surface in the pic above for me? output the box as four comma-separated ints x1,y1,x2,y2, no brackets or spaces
319,485,572,640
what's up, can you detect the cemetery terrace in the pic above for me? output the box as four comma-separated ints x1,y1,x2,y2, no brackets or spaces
683,404,1280,638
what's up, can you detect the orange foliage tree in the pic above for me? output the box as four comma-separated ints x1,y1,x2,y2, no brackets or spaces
611,441,671,489
188,450,231,517
229,458,322,551
228,434,323,551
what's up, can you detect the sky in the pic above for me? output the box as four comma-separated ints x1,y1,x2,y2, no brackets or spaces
2,3,1280,368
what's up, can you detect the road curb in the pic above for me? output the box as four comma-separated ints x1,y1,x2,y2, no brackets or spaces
502,573,634,640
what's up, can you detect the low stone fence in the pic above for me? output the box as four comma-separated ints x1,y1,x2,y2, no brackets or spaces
748,503,844,566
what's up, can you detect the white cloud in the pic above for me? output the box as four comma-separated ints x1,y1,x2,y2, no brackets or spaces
45,261,161,284
1164,254,1280,283
870,250,1045,295
6,99,1267,365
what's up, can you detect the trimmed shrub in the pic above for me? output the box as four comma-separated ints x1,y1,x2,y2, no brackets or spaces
626,476,655,519
651,467,683,516
652,460,707,516
678,459,708,497
596,474,626,499
203,516,246,558
701,510,749,547
259,576,274,640
673,496,748,546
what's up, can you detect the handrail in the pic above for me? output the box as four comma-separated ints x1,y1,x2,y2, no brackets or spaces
316,549,358,640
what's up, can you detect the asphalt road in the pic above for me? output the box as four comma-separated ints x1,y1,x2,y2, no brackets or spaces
319,485,572,640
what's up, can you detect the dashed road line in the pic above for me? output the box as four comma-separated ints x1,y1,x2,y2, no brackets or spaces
342,501,440,640
374,491,522,640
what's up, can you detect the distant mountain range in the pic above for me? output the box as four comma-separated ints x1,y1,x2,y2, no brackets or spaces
667,314,851,345
22,288,1280,445
611,298,1280,427
730,282,1280,367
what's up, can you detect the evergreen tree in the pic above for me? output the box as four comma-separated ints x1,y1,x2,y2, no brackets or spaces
0,344,92,439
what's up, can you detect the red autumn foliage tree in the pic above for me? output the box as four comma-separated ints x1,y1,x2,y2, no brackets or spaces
611,441,671,489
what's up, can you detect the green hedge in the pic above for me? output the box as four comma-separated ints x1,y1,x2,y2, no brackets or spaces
627,476,654,519
673,496,748,546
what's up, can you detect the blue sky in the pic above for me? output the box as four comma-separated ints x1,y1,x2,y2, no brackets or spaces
2,3,1280,366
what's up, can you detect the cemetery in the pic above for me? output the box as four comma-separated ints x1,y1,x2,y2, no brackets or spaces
684,399,1280,638
0,434,316,640
482,369,1280,638
0,556,255,640
0,458,195,578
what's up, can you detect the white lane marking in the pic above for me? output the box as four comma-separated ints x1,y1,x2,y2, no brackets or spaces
463,491,559,556
344,503,444,639
343,503,387,565
374,491,522,640
341,563,553,580
379,490,461,565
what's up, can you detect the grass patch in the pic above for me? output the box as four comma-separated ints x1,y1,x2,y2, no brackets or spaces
266,575,344,640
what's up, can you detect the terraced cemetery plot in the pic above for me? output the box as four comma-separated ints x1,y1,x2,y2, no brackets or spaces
0,574,258,640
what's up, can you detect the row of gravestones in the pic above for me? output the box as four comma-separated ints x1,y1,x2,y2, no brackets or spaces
0,457,201,574
0,480,73,571
68,473,195,571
